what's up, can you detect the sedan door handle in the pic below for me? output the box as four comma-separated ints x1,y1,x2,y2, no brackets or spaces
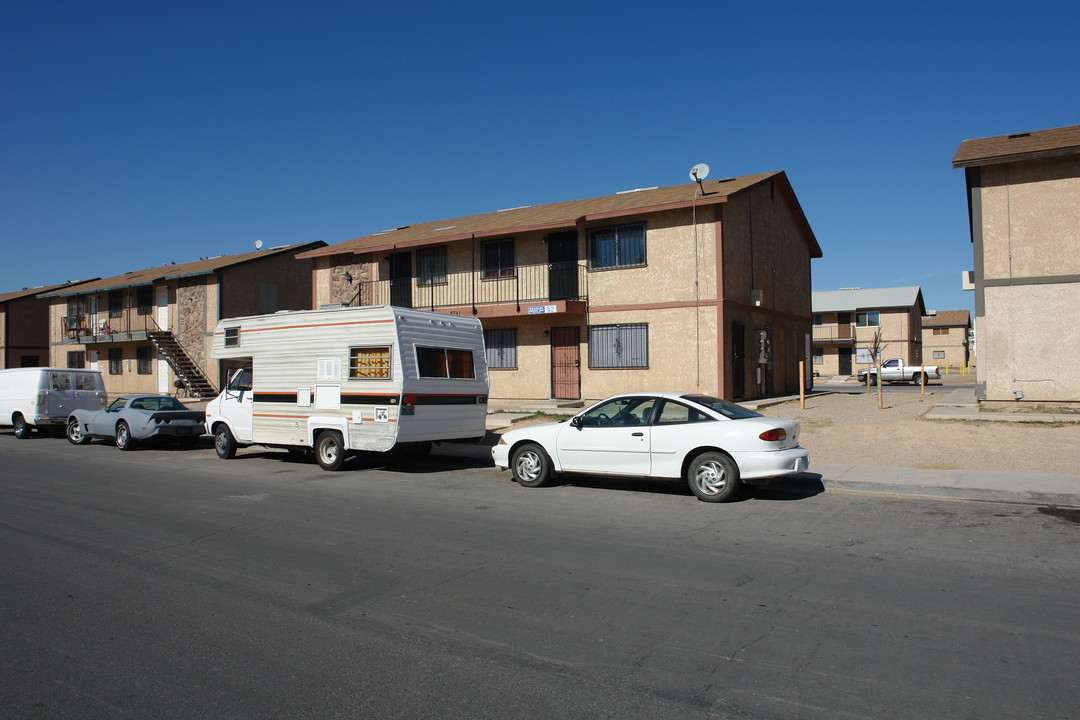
631,432,644,437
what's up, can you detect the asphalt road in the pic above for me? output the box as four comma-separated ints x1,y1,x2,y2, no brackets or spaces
2,432,1078,719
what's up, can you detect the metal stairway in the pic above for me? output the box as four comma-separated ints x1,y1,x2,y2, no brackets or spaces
148,331,217,398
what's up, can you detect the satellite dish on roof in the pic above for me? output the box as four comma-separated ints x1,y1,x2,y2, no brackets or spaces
254,239,263,251
690,163,710,194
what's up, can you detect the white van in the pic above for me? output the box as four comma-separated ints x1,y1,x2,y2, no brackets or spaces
0,367,108,438
204,305,489,470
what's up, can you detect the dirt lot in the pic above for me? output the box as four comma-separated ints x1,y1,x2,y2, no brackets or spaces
763,388,1080,475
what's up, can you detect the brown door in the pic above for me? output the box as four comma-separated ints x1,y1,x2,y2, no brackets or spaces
551,327,580,400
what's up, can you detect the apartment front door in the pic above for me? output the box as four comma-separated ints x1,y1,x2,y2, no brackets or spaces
838,347,852,376
389,252,412,308
551,327,580,400
547,231,579,301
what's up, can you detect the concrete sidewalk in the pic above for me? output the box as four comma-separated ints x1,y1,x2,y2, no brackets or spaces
476,384,1080,507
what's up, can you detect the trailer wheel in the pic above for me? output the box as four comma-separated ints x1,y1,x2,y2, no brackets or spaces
214,425,237,459
315,430,346,471
12,414,31,439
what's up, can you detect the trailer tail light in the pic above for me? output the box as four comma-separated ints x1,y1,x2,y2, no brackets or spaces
758,428,787,442
477,395,487,405
402,395,416,416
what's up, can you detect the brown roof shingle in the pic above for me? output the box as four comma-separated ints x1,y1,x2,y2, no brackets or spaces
922,310,970,328
953,124,1080,168
39,242,324,297
0,280,98,304
298,171,821,259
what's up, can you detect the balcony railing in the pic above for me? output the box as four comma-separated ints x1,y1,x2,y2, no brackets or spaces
812,324,856,344
348,261,588,312
61,308,161,343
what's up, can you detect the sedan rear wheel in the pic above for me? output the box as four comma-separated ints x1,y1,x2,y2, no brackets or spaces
687,451,740,503
67,418,90,445
511,443,552,487
115,421,136,451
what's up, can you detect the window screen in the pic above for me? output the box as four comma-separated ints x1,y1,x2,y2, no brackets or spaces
350,346,392,379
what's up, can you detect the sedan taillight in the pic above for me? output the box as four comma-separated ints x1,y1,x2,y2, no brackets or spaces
758,428,787,442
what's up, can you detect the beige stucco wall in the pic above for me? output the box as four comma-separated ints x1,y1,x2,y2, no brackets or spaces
980,283,1080,402
974,154,1080,402
979,156,1080,280
922,326,970,370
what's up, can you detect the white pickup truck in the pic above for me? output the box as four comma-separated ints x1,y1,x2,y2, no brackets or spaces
856,359,940,385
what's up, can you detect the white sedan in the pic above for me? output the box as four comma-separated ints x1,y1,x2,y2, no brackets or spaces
492,392,809,502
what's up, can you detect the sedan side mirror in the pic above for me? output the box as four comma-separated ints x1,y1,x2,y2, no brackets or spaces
569,416,582,429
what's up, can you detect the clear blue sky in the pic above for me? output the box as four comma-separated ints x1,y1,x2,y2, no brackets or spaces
4,1,1078,316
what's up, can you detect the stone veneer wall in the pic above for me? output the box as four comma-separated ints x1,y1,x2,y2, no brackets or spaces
177,280,207,372
331,257,370,305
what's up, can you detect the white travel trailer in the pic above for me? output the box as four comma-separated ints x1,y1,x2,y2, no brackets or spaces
204,305,489,470
0,367,107,438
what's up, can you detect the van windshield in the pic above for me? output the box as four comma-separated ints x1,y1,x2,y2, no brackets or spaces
228,367,253,392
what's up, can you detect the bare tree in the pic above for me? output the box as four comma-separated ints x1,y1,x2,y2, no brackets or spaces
866,328,887,409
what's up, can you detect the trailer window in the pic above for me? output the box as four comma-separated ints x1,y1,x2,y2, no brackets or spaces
224,327,240,347
350,346,392,379
417,347,475,379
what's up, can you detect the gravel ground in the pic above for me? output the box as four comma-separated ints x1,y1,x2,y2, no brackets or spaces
763,389,1080,475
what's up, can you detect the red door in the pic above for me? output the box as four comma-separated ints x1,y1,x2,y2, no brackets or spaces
551,327,580,400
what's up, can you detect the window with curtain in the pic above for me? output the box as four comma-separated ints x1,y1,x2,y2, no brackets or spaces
855,311,880,327
136,346,153,374
482,239,516,279
587,223,646,270
108,348,123,375
588,323,648,368
417,347,475,378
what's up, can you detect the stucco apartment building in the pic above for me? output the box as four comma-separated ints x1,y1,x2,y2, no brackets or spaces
921,310,972,370
954,123,1080,403
1,281,95,368
41,243,323,397
298,172,821,404
811,287,927,377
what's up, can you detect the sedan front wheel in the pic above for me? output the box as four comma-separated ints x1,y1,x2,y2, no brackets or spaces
510,443,552,487
687,452,740,503
67,418,90,445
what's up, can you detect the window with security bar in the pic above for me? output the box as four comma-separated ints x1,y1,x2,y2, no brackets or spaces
484,328,517,369
416,247,447,286
588,323,648,368
349,346,392,379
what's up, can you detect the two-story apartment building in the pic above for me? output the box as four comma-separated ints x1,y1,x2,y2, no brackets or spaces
811,287,927,377
297,172,821,404
954,123,1080,403
41,243,323,397
921,310,972,371
1,281,96,368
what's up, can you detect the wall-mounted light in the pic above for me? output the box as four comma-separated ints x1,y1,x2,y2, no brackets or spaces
343,272,353,283
543,329,550,337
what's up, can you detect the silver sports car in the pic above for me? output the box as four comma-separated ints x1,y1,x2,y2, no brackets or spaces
67,394,205,450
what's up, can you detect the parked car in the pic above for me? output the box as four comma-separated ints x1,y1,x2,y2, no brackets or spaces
491,392,809,502
1,367,107,438
67,395,205,450
856,359,941,385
